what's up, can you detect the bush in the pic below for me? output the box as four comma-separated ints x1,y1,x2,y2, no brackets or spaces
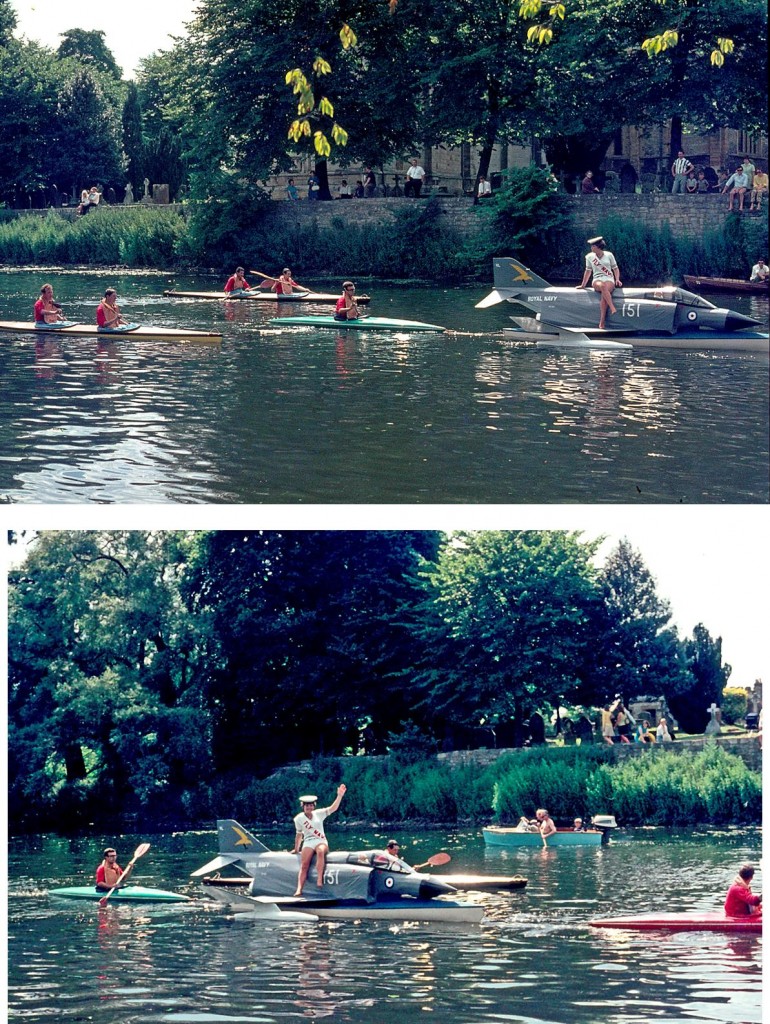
721,687,748,725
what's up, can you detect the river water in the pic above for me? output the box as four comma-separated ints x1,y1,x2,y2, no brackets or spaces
7,825,762,1024
0,270,767,503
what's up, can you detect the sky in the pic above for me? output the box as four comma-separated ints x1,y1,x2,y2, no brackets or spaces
5,506,769,690
11,0,200,77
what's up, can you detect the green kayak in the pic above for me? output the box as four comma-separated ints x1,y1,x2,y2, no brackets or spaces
269,315,446,333
49,885,191,903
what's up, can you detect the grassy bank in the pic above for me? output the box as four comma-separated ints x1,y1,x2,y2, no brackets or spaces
0,205,766,282
209,742,761,829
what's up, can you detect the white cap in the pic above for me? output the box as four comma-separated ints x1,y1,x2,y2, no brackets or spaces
299,794,318,804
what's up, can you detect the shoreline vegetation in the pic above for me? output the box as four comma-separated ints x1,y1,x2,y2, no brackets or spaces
10,742,760,836
1,193,767,283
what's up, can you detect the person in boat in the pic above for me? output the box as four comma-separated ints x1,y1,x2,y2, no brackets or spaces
724,864,762,917
272,268,302,295
97,289,127,329
573,818,586,832
293,784,347,896
535,808,557,842
224,268,251,293
34,283,65,324
576,237,622,330
334,281,361,321
95,847,134,892
515,816,539,832
750,258,768,282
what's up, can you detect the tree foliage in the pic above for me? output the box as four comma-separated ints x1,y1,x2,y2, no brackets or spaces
7,530,743,830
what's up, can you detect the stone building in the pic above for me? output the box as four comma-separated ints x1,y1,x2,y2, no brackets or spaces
270,123,767,198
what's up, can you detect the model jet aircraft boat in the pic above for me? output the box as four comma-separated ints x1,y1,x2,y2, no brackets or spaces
192,820,485,923
477,258,767,352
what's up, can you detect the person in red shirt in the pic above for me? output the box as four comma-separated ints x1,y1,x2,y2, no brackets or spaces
224,268,251,293
724,864,762,916
96,289,127,329
33,283,65,324
334,281,361,321
271,268,302,295
95,847,134,892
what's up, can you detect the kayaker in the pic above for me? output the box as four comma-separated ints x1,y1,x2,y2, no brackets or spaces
96,289,127,329
224,268,251,293
95,847,134,892
334,281,361,321
33,283,65,324
576,236,622,329
272,268,302,295
293,784,347,896
724,864,762,916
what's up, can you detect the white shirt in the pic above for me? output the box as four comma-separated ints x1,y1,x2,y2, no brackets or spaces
478,179,492,195
672,157,691,175
407,163,425,180
585,250,618,281
294,808,330,848
750,263,768,281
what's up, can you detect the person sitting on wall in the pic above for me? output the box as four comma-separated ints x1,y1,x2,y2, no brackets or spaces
477,175,492,198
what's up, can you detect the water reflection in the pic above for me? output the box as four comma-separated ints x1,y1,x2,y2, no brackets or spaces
1,271,767,503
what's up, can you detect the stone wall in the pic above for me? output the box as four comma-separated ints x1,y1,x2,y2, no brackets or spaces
437,734,763,773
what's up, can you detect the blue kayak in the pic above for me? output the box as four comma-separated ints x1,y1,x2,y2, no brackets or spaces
49,885,191,903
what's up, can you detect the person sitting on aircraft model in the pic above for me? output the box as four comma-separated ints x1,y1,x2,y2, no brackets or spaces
95,847,134,892
576,236,622,329
293,784,347,896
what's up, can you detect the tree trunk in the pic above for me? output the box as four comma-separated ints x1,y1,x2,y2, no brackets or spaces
315,159,332,200
64,743,87,781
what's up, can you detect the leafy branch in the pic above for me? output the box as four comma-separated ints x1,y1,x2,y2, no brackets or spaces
285,24,356,157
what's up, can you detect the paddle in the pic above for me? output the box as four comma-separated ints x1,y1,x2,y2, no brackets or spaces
250,270,310,294
411,852,451,871
98,842,150,906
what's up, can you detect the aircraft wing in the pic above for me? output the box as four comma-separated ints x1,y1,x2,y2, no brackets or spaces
190,854,243,877
476,289,521,308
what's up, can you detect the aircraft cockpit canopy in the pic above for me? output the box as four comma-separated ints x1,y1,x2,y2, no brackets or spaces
641,287,717,310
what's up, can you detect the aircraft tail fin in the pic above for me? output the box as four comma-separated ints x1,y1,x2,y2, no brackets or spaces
493,257,551,290
217,819,271,855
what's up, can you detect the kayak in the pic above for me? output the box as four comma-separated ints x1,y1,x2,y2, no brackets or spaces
436,873,528,891
163,289,370,304
49,885,191,903
483,826,603,848
683,275,769,294
590,912,762,933
0,321,221,343
269,315,446,332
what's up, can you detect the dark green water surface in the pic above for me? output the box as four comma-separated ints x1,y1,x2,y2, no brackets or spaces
7,825,762,1023
0,271,768,503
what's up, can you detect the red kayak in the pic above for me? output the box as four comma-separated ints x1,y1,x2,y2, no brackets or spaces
590,912,762,933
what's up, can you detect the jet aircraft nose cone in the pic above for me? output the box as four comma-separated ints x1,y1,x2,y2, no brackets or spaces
418,877,457,898
723,311,764,331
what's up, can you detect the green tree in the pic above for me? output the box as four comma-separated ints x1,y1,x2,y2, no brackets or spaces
57,28,122,79
8,532,212,829
0,41,62,194
599,538,691,705
1,0,16,43
182,530,439,773
668,622,731,733
51,67,126,190
414,531,605,747
121,81,145,190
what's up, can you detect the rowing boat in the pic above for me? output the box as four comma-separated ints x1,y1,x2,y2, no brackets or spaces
49,885,191,903
269,315,446,332
683,275,769,295
590,912,762,933
483,826,603,848
0,321,222,343
163,289,371,304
